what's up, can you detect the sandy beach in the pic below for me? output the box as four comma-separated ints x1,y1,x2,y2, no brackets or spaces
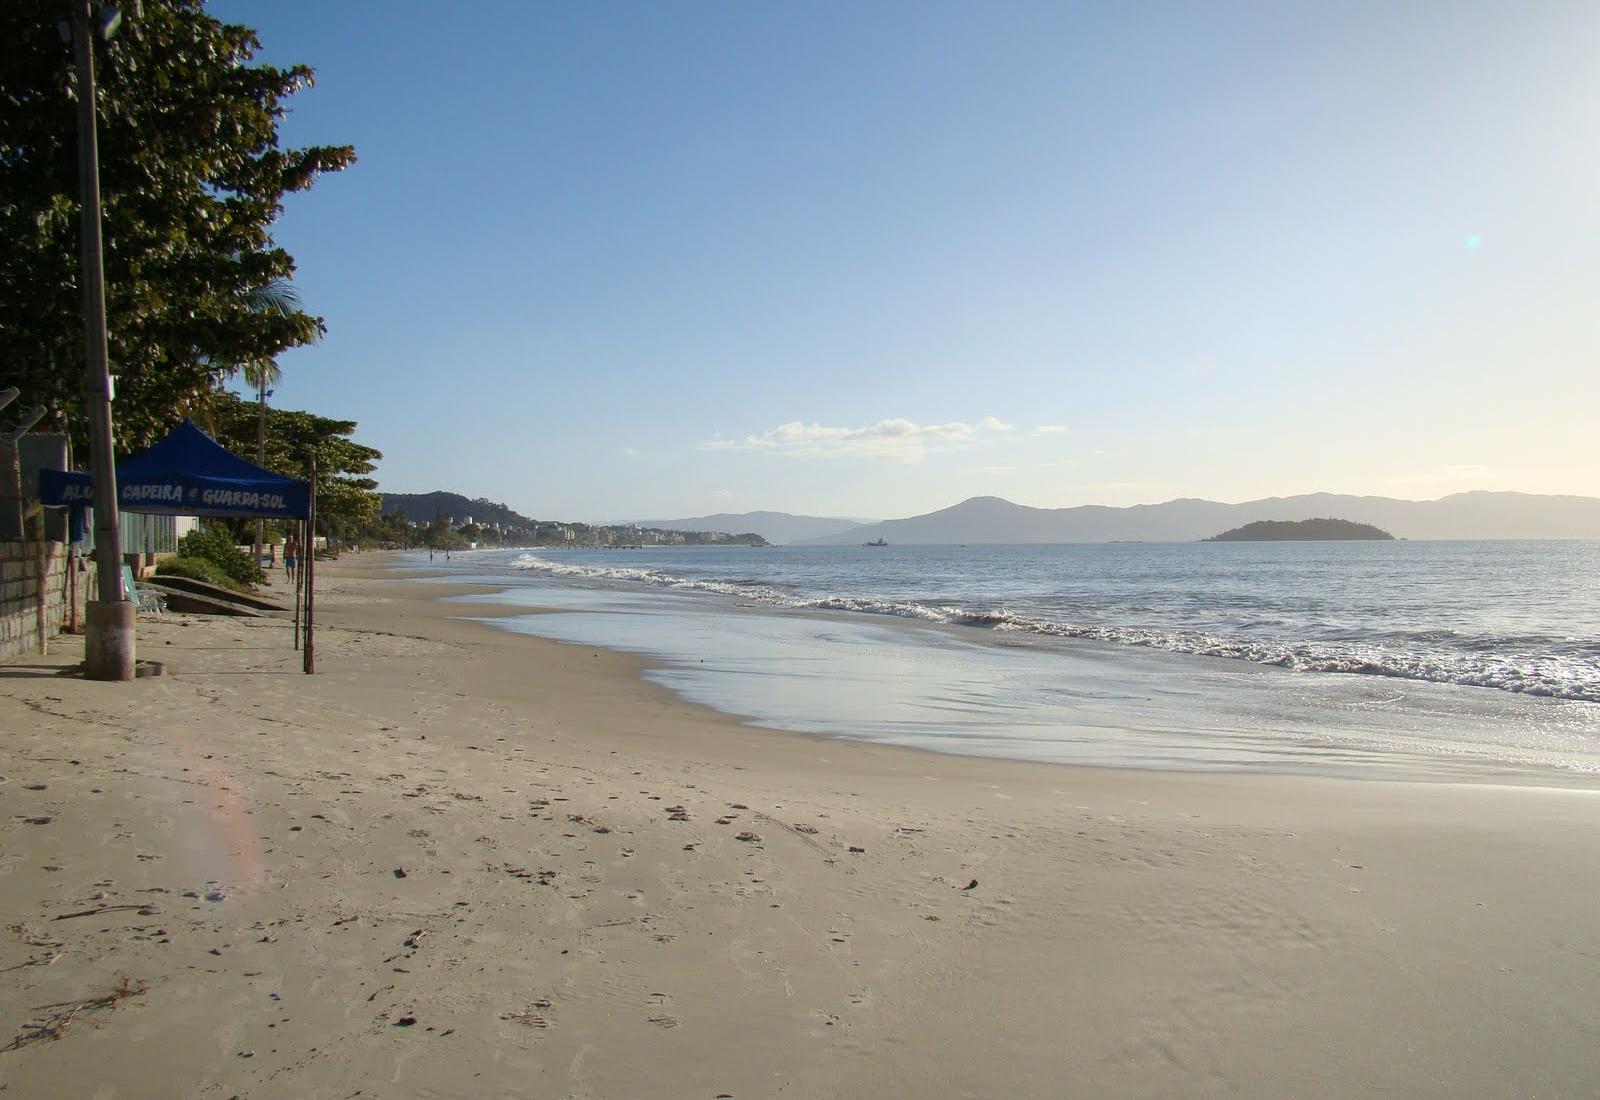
3,554,1598,1099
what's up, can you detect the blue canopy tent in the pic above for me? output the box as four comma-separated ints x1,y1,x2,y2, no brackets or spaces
39,419,319,671
39,419,310,519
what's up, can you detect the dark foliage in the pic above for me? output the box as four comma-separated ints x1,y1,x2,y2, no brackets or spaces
202,391,382,538
1206,518,1395,542
0,0,354,450
177,520,263,585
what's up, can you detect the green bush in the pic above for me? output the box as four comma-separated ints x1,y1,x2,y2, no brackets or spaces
176,523,264,587
155,554,242,590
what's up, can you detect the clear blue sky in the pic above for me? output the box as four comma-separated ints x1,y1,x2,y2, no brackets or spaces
215,1,1599,521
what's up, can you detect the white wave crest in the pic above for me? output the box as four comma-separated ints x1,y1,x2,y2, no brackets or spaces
510,553,1600,702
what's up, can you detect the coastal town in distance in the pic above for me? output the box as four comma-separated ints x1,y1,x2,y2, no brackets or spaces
375,491,769,548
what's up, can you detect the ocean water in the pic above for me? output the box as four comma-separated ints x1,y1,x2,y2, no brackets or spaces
412,541,1600,783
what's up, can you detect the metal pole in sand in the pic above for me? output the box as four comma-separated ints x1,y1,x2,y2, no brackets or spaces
303,454,315,674
293,518,302,650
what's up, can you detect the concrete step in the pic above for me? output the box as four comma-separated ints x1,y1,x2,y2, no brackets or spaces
148,574,290,613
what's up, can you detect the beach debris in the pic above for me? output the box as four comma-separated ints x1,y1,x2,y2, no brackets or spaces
848,846,865,854
715,816,736,825
729,803,749,810
961,879,979,891
394,1016,418,1027
53,904,153,921
0,953,61,974
502,1005,550,1029
393,867,408,879
792,823,819,834
23,783,47,791
735,831,762,843
23,816,52,826
2,977,148,1052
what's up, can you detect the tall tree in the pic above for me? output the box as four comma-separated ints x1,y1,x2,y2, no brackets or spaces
0,0,354,450
204,390,382,539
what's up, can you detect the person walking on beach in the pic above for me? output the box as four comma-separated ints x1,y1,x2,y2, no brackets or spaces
284,534,299,584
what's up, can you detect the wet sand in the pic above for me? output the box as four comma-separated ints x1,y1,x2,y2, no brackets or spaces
2,554,1598,1098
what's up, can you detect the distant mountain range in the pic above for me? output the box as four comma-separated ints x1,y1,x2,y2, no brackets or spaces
632,511,867,545
795,492,1600,544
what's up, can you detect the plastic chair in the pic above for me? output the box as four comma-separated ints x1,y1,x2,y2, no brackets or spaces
121,564,166,618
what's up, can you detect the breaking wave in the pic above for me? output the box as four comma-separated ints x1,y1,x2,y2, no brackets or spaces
510,553,1600,703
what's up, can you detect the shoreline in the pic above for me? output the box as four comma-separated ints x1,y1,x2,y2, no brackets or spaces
4,553,1599,1098
425,554,1600,788
500,540,1600,708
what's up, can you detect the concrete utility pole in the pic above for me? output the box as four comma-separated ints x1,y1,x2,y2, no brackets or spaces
72,0,134,680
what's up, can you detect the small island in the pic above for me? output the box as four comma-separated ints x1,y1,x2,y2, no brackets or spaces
1204,518,1395,542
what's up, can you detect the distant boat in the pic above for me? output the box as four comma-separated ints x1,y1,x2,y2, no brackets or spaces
864,538,888,547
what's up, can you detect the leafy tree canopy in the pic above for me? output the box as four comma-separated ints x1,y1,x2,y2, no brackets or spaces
0,0,354,450
203,391,382,537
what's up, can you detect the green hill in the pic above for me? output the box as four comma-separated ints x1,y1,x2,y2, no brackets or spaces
379,491,536,531
1205,518,1395,541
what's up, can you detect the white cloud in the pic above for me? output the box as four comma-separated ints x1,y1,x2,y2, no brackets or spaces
969,465,1016,475
705,417,1012,462
1033,424,1068,435
619,446,639,457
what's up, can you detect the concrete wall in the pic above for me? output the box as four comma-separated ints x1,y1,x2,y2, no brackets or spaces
0,540,83,661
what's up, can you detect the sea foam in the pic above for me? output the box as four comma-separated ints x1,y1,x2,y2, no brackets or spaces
510,553,1600,703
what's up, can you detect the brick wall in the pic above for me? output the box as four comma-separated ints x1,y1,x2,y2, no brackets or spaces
0,540,84,661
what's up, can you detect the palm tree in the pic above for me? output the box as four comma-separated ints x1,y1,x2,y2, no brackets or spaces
238,279,303,571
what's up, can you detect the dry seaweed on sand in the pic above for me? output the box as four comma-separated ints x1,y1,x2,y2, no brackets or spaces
2,977,149,1052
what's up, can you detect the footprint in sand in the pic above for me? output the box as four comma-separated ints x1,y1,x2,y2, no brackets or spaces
647,1014,680,1029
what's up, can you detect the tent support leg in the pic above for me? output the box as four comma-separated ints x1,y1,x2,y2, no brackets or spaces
293,519,302,651
303,455,315,675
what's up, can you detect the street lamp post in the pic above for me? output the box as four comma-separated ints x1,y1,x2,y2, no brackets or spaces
71,0,134,680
